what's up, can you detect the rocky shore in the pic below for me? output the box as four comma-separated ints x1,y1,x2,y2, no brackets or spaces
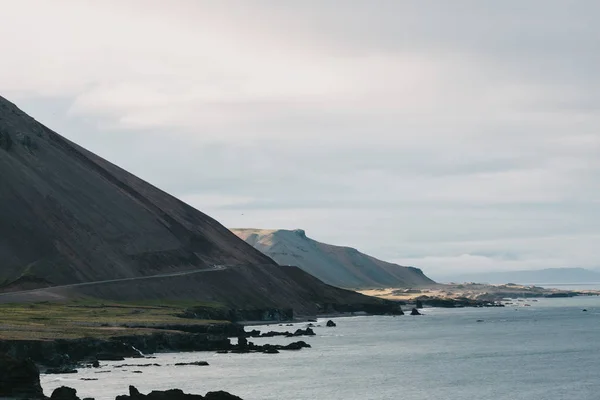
0,353,243,399
0,321,322,375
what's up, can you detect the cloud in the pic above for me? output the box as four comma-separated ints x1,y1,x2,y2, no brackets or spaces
1,0,599,274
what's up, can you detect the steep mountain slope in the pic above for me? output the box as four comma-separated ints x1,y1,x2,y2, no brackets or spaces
0,95,389,314
0,96,273,287
232,229,435,289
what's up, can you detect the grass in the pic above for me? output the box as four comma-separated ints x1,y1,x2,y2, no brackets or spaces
0,299,229,341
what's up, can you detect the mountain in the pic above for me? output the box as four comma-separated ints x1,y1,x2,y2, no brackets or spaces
436,268,600,285
231,228,435,289
0,95,387,314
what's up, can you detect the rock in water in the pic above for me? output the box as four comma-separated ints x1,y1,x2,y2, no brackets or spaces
326,320,337,327
50,386,80,400
0,353,45,399
205,391,244,400
116,385,242,400
410,308,422,316
416,299,424,309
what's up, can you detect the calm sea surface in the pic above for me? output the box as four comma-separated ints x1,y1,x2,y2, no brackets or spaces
42,297,600,400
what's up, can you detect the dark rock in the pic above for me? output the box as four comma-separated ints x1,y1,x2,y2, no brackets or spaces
91,360,100,368
282,341,311,350
0,353,45,399
174,361,209,366
50,386,80,400
46,366,78,374
263,347,279,354
410,308,422,316
217,350,228,354
133,371,143,374
96,353,125,361
205,391,244,400
245,329,261,337
326,320,336,327
416,300,424,309
130,386,142,397
117,386,206,400
293,328,315,336
583,309,588,312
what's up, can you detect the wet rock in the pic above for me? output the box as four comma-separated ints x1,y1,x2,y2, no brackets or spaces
245,329,261,337
410,308,422,316
174,361,209,366
326,320,336,327
416,300,424,309
50,386,80,400
281,341,311,350
293,328,315,336
0,353,45,399
205,391,244,400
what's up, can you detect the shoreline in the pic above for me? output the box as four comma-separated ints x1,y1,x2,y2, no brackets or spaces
359,282,600,305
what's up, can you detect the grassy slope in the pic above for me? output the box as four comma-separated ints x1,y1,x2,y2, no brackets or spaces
0,300,228,341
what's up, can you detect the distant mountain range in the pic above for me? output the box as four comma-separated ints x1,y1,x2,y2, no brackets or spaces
436,267,600,285
231,228,435,289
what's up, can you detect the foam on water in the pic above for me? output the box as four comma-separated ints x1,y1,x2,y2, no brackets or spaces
41,297,600,400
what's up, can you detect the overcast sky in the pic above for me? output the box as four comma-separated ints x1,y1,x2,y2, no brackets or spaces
1,0,599,277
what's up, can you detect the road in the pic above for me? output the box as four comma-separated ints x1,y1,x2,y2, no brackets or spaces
0,264,228,298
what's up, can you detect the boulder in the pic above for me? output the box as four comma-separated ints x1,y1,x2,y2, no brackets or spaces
50,386,80,400
293,328,315,336
326,320,337,327
410,308,422,316
0,353,45,399
282,341,311,350
416,300,424,309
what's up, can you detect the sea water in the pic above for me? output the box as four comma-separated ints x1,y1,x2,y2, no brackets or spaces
41,297,600,400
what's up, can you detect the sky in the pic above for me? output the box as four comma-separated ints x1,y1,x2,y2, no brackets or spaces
1,0,599,278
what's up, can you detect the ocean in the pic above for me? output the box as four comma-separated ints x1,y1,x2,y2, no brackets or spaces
42,296,600,400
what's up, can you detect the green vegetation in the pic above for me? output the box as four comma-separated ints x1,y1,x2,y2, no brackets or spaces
0,300,229,341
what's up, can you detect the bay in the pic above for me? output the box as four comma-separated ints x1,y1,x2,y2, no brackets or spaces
42,296,600,400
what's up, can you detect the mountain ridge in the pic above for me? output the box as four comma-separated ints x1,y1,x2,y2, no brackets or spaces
0,95,389,314
231,228,435,289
